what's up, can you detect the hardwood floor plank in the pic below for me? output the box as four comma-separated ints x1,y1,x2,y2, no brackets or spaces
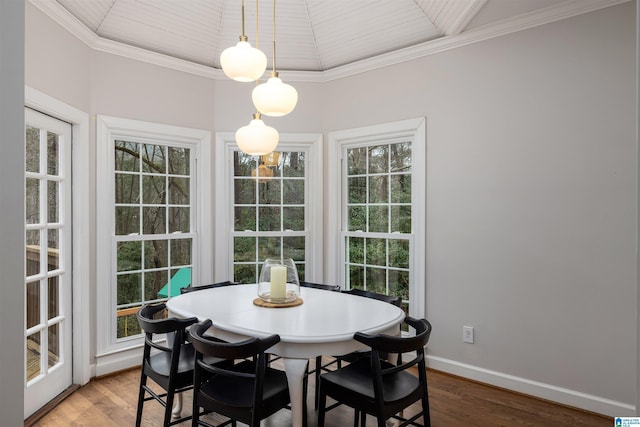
31,365,612,427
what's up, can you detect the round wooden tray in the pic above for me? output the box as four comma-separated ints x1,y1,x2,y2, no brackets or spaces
253,297,303,308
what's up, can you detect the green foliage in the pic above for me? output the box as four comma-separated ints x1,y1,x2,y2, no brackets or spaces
232,151,307,284
114,141,193,339
345,141,413,304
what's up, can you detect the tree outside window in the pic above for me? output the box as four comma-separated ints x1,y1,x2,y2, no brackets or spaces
232,151,307,284
114,140,193,339
344,141,413,316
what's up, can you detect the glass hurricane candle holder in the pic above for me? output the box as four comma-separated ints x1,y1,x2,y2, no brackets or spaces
258,258,300,303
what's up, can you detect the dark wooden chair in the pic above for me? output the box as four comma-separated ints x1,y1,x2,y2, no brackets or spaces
311,288,402,408
296,282,342,408
179,280,236,294
300,281,341,292
190,319,291,427
317,317,432,427
341,288,402,306
135,303,198,427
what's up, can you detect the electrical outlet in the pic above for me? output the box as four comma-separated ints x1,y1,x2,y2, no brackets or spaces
463,326,474,344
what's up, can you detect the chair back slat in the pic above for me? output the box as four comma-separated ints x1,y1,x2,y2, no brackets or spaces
342,288,402,307
180,280,236,294
137,303,198,335
190,319,280,359
300,281,341,291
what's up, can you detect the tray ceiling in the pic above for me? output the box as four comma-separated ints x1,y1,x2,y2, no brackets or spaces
33,0,627,78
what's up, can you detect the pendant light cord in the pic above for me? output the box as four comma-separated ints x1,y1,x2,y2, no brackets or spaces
272,0,277,73
241,0,246,37
254,0,261,117
255,0,259,48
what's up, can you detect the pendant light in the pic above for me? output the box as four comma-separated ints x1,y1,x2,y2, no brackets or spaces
252,0,298,116
220,0,267,82
235,112,279,155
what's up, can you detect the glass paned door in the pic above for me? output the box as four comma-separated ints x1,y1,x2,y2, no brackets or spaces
24,109,73,418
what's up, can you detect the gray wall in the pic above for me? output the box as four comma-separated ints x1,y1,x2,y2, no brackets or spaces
323,2,637,407
22,0,637,416
0,1,25,425
25,1,90,112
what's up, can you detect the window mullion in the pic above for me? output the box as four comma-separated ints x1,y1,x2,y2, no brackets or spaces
229,142,317,284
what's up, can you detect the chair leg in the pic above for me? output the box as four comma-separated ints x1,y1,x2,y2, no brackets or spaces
422,393,431,427
314,356,322,409
192,392,199,427
163,389,175,427
303,378,308,427
135,373,147,427
317,387,327,427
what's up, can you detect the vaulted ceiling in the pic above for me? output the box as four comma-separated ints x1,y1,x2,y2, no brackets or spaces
32,0,626,80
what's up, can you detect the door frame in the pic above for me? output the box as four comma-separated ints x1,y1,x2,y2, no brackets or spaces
25,86,91,387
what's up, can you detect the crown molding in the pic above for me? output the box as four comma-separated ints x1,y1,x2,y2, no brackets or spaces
435,0,488,36
28,0,224,80
28,0,630,83
314,0,630,82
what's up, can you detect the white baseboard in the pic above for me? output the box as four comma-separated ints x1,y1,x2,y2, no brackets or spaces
94,347,142,377
427,355,635,417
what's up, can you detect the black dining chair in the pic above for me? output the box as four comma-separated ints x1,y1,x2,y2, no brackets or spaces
179,280,236,294
300,281,341,292
296,282,342,408
342,288,402,306
135,303,198,427
311,288,402,408
317,317,432,427
190,319,292,427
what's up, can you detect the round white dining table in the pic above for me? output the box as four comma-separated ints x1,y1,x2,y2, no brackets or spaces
166,283,405,427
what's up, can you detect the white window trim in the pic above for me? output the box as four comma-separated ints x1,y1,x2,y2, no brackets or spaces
95,115,211,373
214,133,323,283
327,118,426,317
25,86,92,385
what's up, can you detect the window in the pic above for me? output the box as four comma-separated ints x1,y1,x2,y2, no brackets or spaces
96,116,211,358
328,118,426,317
344,142,412,308
232,151,307,282
113,141,194,338
214,134,323,284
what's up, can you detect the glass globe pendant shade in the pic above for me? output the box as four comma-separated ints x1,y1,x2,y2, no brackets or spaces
252,73,298,117
220,38,267,82
235,113,279,155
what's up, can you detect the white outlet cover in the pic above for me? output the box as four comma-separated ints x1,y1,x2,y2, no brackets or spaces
463,326,474,344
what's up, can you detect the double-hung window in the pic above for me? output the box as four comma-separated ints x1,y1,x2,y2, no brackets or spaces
96,116,211,362
328,118,426,317
215,133,323,284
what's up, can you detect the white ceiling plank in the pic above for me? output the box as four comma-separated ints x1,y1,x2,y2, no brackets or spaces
429,0,488,35
55,0,114,31
35,0,630,74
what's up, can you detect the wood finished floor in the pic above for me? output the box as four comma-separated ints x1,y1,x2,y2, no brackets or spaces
31,364,611,427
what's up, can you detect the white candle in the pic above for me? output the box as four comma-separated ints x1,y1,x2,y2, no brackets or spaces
270,265,287,300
